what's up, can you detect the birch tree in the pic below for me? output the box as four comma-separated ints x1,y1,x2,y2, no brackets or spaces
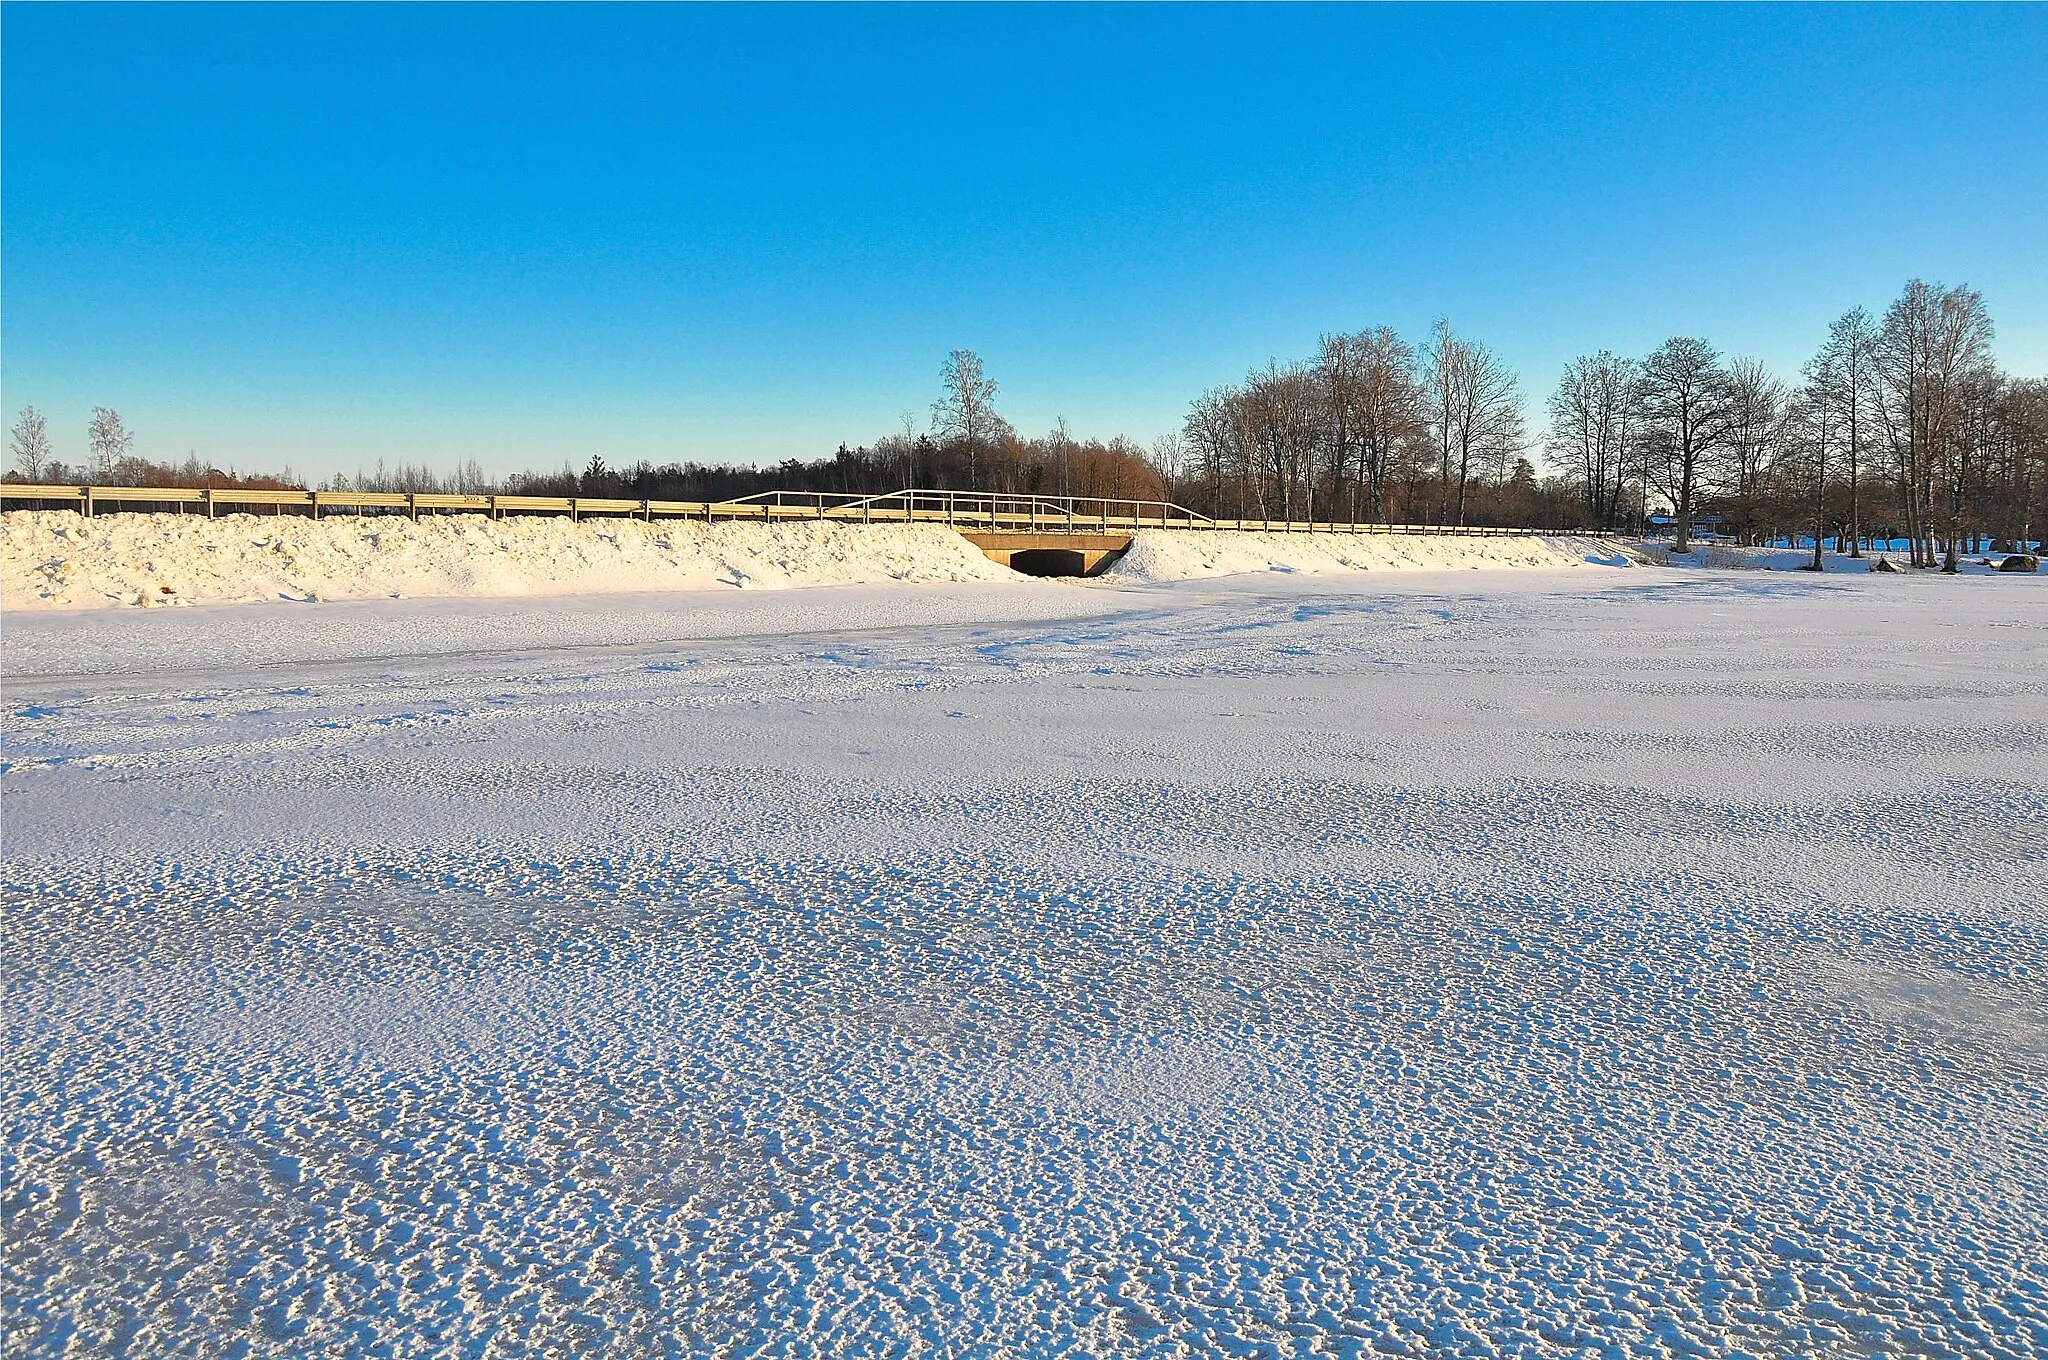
10,406,52,482
87,407,134,481
932,349,1008,491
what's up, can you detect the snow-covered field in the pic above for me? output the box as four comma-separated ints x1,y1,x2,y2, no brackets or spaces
5,567,2047,1357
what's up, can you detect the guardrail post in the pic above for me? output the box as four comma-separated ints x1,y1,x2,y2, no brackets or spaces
569,499,579,523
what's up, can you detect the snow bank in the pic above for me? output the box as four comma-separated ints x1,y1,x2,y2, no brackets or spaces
1105,529,1638,581
1657,543,2043,575
0,509,1014,610
1,512,1649,610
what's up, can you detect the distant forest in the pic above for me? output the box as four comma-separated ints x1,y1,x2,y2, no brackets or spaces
11,279,2044,566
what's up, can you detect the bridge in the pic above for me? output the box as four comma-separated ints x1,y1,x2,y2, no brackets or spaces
2,483,1551,576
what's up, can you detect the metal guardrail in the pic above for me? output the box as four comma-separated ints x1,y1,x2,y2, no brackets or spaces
727,488,1217,531
0,483,1563,537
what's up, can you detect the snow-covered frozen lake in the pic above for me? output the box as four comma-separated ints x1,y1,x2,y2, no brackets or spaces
5,568,2046,1357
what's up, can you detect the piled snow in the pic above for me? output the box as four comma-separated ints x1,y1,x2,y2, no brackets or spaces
1657,542,2041,575
0,509,1015,609
7,571,2046,1356
1106,528,1638,580
2,511,1653,611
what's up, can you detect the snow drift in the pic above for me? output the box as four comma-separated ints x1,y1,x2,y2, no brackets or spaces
1105,529,1638,581
0,510,1643,611
1,510,1016,610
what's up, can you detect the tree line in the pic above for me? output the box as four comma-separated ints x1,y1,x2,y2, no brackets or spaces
11,280,2043,566
3,406,302,492
1547,284,2045,568
1171,281,2043,567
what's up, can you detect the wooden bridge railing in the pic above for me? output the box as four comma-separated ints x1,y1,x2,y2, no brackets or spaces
0,483,1558,537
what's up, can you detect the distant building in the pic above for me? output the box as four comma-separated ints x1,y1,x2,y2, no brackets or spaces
1645,513,1725,541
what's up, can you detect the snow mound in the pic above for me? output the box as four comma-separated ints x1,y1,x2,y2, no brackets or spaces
1657,543,2044,576
0,510,1015,610
1105,529,1638,581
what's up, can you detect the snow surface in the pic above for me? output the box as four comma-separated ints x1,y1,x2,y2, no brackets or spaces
1,510,1638,612
0,510,1017,610
1105,530,1637,581
5,569,2047,1357
1655,542,2040,576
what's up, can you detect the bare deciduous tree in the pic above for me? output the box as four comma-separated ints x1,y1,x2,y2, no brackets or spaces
1634,338,1730,554
1424,321,1523,526
932,350,1008,491
1546,352,1637,528
1790,345,1853,571
1321,328,1424,524
1873,280,1995,569
1813,308,1878,556
10,406,52,482
87,407,135,481
1049,415,1075,499
1719,358,1789,535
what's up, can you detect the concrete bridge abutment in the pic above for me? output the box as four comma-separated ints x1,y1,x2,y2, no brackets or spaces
957,531,1133,577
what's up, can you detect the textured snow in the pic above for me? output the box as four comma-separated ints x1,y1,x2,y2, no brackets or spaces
1,509,1639,612
0,510,1016,610
1106,529,1637,581
5,569,2047,1357
1655,542,2037,575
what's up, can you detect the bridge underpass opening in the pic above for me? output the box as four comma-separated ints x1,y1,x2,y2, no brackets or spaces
1006,547,1095,577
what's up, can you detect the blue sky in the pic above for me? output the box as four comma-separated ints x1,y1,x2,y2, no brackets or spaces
4,3,2044,480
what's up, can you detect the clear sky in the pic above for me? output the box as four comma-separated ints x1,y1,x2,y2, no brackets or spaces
4,3,2044,481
